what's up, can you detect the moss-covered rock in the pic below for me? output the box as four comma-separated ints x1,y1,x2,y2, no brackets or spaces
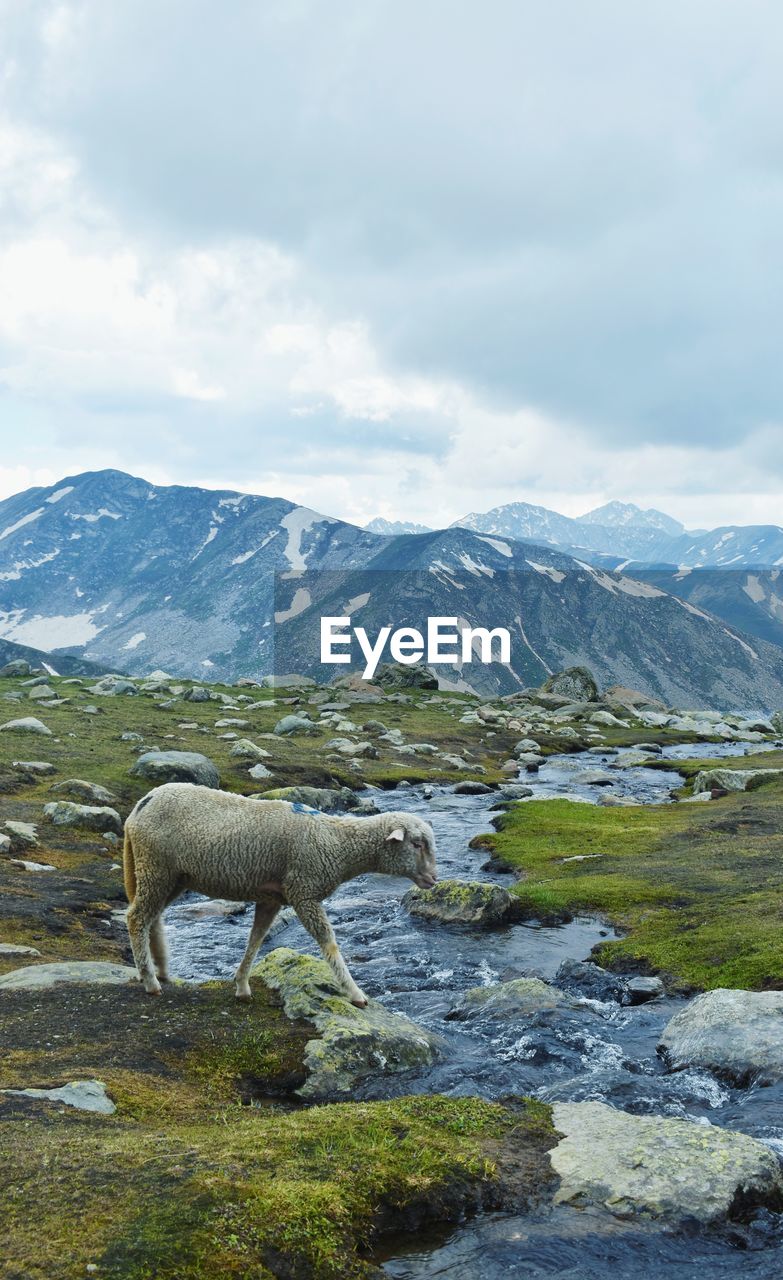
403,878,519,927
254,947,440,1099
450,977,567,1020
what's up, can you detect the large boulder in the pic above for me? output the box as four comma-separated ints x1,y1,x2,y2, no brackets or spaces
549,1100,783,1223
374,662,439,690
0,717,52,736
0,962,137,991
403,879,519,927
130,750,220,788
659,989,783,1084
253,948,439,1099
692,768,781,795
43,801,123,836
542,667,599,702
0,659,31,677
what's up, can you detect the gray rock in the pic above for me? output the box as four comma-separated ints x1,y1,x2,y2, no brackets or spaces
273,714,320,737
555,959,631,1005
261,674,317,688
659,989,783,1084
2,1079,116,1114
627,976,665,1003
256,785,362,814
375,662,439,689
0,961,137,990
43,801,123,836
183,686,211,702
692,768,781,795
4,820,39,848
229,738,270,761
254,947,440,1099
452,977,567,1020
215,717,249,728
247,763,273,780
542,666,599,702
549,1100,783,1222
27,684,56,700
10,859,55,872
0,943,41,957
120,731,144,742
11,760,56,775
0,717,52,735
0,659,31,677
499,783,534,800
50,779,118,805
453,780,493,795
130,750,220,788
403,879,518,927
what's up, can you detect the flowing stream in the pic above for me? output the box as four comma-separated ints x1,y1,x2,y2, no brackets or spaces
165,740,783,1277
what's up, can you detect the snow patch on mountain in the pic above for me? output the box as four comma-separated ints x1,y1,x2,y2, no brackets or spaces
0,508,46,541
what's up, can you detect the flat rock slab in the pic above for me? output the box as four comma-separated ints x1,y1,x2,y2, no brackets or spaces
0,943,41,957
550,1100,783,1223
0,962,137,991
693,768,781,795
2,1079,116,1114
254,947,440,1100
659,988,783,1084
403,878,519,927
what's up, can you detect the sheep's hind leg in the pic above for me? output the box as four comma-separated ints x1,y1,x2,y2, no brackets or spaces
293,899,368,1007
127,878,174,995
234,896,281,1001
149,917,170,983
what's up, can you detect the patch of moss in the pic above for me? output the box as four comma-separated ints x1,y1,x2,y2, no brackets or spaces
483,784,783,990
0,1095,553,1279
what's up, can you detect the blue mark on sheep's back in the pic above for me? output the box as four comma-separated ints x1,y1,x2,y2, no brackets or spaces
290,801,322,816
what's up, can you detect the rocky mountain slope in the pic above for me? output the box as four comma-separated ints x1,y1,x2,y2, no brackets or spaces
1,470,783,710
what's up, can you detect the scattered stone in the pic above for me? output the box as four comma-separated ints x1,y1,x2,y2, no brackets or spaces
50,779,118,805
215,718,249,728
0,717,52,736
254,947,440,1099
27,684,56,700
499,783,534,800
1,1079,116,1115
451,977,567,1020
659,989,783,1084
10,860,56,872
130,750,220,788
273,715,320,737
259,786,361,814
0,943,41,958
248,763,273,780
261,674,317,688
183,686,211,702
549,1100,783,1223
0,961,138,990
4,820,39,848
627,976,665,1003
403,879,519,927
120,731,144,742
229,738,271,761
11,760,56,775
453,780,493,795
43,801,124,836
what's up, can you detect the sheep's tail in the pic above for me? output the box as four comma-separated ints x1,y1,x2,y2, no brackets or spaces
123,828,137,903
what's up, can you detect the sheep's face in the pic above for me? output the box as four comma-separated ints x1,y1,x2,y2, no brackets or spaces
380,816,437,889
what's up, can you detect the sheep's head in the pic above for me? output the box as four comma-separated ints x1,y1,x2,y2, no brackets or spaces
378,814,437,888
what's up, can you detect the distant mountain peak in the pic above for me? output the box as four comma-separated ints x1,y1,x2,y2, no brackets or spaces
578,501,684,536
365,517,432,536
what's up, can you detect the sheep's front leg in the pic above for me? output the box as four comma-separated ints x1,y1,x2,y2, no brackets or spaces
234,896,281,1001
293,899,368,1007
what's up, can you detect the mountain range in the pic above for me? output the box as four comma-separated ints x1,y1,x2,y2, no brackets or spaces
0,469,782,711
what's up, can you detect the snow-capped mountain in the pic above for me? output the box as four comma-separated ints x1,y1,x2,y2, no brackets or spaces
453,501,783,569
1,469,783,710
578,501,684,537
365,517,432,536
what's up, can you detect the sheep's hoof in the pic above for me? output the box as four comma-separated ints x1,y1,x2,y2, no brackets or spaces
145,984,163,996
235,989,252,1003
351,996,369,1008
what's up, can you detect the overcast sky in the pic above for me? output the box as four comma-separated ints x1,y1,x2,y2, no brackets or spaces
0,0,781,530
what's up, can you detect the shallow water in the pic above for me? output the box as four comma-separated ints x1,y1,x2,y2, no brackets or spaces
163,740,783,1275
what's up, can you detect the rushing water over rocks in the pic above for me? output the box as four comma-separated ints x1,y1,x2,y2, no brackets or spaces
164,740,783,1276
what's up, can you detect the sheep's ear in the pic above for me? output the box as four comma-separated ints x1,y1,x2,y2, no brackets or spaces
386,827,405,842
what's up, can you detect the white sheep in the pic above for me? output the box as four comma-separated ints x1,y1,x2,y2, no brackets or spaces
123,783,437,1005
